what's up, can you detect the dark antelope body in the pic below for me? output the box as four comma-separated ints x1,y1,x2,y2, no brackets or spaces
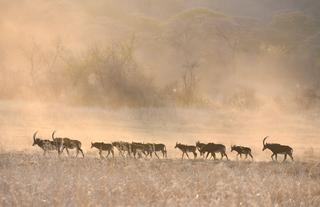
262,136,293,161
200,143,229,160
149,143,167,159
196,141,207,157
131,142,148,158
127,142,167,159
112,141,131,157
32,131,57,155
143,143,156,158
231,145,253,160
141,143,167,159
175,143,197,159
91,142,114,158
52,131,84,157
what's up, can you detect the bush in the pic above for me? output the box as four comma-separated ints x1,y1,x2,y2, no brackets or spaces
61,41,164,108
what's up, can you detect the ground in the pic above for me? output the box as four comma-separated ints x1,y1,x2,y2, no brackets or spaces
0,153,319,206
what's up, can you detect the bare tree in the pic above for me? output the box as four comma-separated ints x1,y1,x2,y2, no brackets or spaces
22,39,64,96
214,24,241,72
180,61,199,106
21,39,40,87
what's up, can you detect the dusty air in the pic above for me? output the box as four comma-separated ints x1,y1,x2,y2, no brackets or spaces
0,0,319,206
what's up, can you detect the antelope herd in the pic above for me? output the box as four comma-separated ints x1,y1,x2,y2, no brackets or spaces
32,131,294,161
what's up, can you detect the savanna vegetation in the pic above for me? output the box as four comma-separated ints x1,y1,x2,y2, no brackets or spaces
0,154,319,206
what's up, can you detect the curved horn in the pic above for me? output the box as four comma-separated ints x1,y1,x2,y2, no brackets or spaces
52,130,56,140
33,131,38,142
263,136,268,146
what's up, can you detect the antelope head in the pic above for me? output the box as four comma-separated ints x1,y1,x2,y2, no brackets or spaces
175,142,179,148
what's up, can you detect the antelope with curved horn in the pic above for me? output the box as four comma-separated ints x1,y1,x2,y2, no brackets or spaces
262,136,293,161
52,131,84,157
32,131,57,155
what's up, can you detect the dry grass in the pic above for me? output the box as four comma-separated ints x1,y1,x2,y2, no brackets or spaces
0,153,319,207
1,101,320,206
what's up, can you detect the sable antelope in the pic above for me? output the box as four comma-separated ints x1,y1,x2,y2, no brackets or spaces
196,141,206,157
200,143,228,160
175,143,197,159
112,141,131,157
131,142,148,158
262,136,293,161
32,131,58,155
142,143,167,159
50,131,65,155
231,145,253,160
52,131,84,157
91,142,114,159
151,143,167,159
141,143,154,158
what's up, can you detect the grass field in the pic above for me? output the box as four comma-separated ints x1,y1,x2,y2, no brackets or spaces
0,153,319,207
